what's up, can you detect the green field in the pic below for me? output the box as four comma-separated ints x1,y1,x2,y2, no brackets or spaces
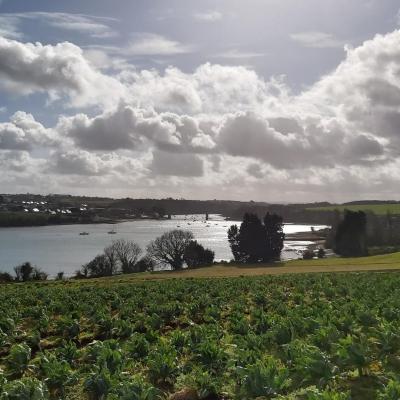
2,261,400,399
307,203,400,215
88,252,400,282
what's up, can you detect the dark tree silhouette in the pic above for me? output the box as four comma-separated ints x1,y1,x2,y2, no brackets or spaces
14,262,47,281
263,212,285,261
147,229,194,270
227,224,241,261
228,212,285,263
334,210,367,257
183,240,215,268
0,272,13,283
83,254,116,278
14,262,34,282
31,268,48,281
135,256,155,272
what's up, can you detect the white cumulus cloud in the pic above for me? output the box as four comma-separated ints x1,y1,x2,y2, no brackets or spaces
1,29,400,200
0,36,127,108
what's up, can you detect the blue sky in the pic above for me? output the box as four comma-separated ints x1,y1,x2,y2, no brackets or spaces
0,0,400,201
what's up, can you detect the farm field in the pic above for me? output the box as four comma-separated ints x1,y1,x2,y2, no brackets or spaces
2,271,400,399
89,252,400,283
307,203,400,215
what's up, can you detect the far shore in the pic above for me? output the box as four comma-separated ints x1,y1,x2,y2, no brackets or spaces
0,214,168,228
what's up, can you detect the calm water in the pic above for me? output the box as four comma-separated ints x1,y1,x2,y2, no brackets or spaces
0,215,327,277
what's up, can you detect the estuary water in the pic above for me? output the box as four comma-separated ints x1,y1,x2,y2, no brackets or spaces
0,214,327,277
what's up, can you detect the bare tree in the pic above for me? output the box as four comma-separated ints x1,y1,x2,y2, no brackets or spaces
111,239,142,274
104,244,119,275
146,229,194,270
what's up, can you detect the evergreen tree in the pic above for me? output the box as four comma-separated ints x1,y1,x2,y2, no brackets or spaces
334,210,367,257
183,240,215,268
228,212,285,263
263,212,285,261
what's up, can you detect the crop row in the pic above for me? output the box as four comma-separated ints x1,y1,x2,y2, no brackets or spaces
1,273,400,399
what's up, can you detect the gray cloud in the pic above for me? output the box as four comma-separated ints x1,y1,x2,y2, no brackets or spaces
51,150,107,176
0,150,45,174
151,149,204,177
0,123,32,150
58,105,180,151
247,163,264,179
59,104,217,154
216,112,382,169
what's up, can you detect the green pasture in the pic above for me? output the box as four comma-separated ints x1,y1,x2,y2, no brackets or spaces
307,203,400,215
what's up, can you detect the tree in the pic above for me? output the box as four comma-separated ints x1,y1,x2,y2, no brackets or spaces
135,256,155,272
303,249,314,260
317,248,326,258
0,272,13,283
83,254,115,278
31,268,48,281
334,210,367,257
79,240,143,278
56,272,65,280
147,229,194,270
228,213,285,263
228,214,265,263
227,224,242,262
183,240,215,268
104,244,119,274
263,212,285,261
14,262,34,282
152,206,166,218
111,239,142,274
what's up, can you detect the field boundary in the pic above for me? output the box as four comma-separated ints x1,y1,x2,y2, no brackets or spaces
82,259,400,284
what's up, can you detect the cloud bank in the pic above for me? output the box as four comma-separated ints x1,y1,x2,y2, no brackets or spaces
1,30,400,201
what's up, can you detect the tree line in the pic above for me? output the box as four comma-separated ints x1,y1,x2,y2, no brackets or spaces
0,231,216,283
76,212,290,277
0,262,48,283
76,232,215,279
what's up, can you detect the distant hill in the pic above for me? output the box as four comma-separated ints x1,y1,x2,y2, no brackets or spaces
343,200,400,205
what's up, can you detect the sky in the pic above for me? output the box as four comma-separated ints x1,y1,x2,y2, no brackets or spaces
0,0,400,202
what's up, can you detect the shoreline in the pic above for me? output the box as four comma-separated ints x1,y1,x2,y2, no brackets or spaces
285,231,327,242
0,215,167,228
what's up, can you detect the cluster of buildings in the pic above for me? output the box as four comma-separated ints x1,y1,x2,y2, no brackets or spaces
0,195,88,216
0,194,167,222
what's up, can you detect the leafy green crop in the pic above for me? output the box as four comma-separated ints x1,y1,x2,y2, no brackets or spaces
2,272,400,398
